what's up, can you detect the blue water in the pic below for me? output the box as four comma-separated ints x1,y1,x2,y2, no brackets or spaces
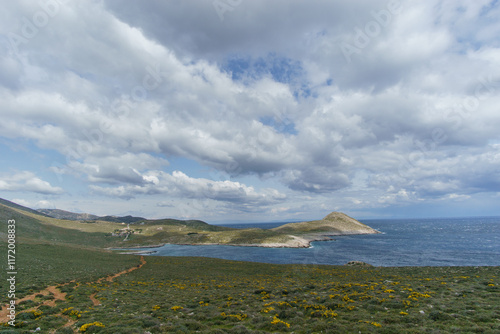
141,217,500,267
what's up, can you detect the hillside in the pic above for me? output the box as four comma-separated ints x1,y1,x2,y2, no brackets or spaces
37,208,147,223
96,215,146,224
0,198,53,218
0,198,377,249
0,200,231,248
272,212,378,235
0,201,128,248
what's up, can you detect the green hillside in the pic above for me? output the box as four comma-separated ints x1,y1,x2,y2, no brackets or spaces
0,199,380,249
0,200,233,249
0,198,53,218
0,243,140,304
0,202,124,248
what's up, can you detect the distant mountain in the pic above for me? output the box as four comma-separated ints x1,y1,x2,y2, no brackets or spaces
143,218,233,231
0,198,117,247
37,209,146,224
97,215,146,224
37,209,99,221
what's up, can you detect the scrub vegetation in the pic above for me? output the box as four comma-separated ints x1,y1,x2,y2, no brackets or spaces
0,248,498,333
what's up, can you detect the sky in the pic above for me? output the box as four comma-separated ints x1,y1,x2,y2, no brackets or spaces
0,0,499,223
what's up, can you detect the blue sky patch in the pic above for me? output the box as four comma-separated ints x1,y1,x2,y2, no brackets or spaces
222,53,311,98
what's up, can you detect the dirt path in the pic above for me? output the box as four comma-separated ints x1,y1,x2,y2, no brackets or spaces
96,255,146,283
0,281,72,322
89,256,146,306
0,256,146,325
89,293,100,306
61,314,78,328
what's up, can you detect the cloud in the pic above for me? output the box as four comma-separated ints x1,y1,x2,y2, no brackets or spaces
11,198,31,207
91,170,286,207
156,201,174,208
282,168,350,193
0,171,64,195
66,153,169,185
35,200,56,209
0,1,499,219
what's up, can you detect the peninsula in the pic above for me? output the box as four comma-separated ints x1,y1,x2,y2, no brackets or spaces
117,211,379,249
0,198,378,249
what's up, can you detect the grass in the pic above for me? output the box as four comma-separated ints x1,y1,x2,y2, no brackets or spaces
2,247,498,333
0,242,140,304
0,204,126,249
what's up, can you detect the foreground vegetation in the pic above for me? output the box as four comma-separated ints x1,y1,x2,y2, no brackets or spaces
1,244,498,333
0,243,140,304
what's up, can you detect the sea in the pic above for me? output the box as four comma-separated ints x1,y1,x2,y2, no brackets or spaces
141,217,500,267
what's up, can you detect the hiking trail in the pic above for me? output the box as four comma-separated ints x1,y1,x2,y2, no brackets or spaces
0,256,146,329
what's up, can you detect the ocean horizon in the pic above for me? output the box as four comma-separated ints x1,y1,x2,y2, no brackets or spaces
139,216,500,267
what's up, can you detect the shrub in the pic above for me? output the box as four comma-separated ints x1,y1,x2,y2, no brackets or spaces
79,321,105,332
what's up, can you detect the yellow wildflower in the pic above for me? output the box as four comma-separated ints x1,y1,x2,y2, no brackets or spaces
80,322,105,332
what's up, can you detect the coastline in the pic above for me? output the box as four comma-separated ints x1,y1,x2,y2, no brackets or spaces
115,230,380,254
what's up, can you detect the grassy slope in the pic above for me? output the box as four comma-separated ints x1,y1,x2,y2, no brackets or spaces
0,198,53,218
123,226,294,247
0,202,298,248
1,199,378,249
0,202,141,303
112,212,379,247
0,201,281,246
0,242,140,303
4,251,498,333
0,202,233,248
0,203,125,248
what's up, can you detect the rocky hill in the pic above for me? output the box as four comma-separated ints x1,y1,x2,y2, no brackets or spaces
272,212,378,235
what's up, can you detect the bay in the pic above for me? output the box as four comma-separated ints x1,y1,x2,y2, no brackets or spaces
141,217,500,267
